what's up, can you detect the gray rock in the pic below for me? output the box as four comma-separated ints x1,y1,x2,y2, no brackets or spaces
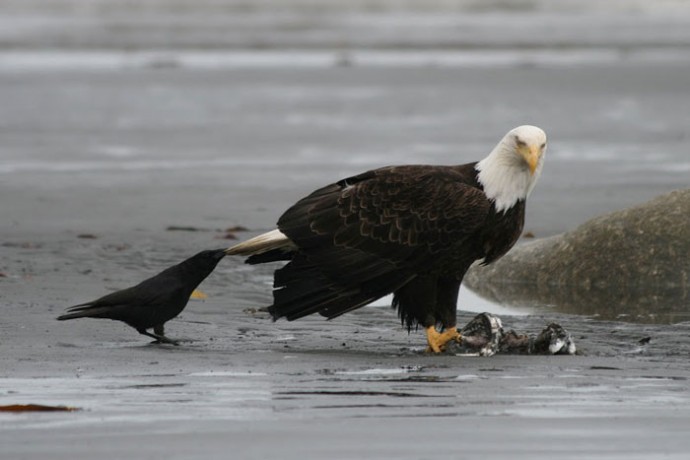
465,189,690,322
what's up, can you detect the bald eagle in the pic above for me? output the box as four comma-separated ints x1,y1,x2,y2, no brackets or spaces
226,125,547,352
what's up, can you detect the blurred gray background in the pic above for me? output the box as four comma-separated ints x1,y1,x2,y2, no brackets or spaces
1,0,689,239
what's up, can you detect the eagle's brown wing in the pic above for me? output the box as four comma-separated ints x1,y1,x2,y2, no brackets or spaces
269,164,491,321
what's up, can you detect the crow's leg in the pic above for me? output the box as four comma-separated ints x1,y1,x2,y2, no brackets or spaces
137,326,179,346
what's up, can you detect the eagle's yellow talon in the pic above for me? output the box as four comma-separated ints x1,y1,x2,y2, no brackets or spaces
425,326,462,353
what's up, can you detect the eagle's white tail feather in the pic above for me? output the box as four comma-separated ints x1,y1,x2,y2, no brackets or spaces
225,229,296,256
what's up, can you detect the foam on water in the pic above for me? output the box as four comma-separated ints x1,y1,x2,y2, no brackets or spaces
336,368,414,376
0,157,312,174
1,48,690,72
188,371,268,377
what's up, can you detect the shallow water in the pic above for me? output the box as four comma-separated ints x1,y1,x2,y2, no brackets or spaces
472,276,690,324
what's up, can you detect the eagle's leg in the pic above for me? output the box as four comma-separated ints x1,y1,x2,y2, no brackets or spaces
424,277,463,353
425,326,462,353
138,325,180,346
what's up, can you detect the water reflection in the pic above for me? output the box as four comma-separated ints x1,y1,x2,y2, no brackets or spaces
465,282,690,325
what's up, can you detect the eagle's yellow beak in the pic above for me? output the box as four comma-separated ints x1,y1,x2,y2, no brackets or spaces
518,144,542,175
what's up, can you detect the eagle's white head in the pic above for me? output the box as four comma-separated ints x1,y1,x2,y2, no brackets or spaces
476,125,547,213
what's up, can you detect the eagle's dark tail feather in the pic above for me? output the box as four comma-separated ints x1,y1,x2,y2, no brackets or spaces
268,255,413,322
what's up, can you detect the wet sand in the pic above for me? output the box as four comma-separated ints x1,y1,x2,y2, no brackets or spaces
3,195,690,459
2,229,690,459
3,1,690,458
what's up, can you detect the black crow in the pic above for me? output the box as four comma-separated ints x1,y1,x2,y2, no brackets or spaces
57,249,226,344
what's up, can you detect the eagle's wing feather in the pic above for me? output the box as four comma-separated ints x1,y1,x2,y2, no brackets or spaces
270,165,491,321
